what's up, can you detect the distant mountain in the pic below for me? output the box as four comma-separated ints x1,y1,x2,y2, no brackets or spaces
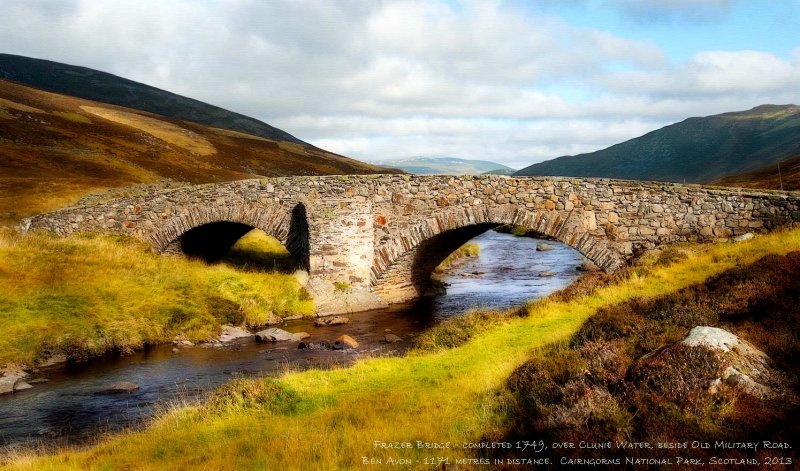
514,105,800,184
0,53,311,146
379,157,516,175
0,64,390,224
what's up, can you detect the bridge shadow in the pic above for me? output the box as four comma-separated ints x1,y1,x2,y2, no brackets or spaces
175,203,310,273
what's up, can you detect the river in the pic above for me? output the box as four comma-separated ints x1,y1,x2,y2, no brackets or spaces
0,230,585,449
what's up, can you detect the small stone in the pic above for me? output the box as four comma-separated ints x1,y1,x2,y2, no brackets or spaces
172,347,179,353
384,329,392,333
255,328,294,342
536,243,554,252
97,381,139,395
282,314,303,321
576,260,599,272
291,332,311,341
733,232,754,242
334,334,359,349
384,334,402,343
539,271,555,277
314,316,350,327
14,381,33,392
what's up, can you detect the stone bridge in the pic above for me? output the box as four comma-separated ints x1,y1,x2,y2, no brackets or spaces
21,175,800,315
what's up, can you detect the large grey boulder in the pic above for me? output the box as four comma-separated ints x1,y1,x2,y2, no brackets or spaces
255,328,294,342
217,325,253,343
0,374,22,395
682,326,773,398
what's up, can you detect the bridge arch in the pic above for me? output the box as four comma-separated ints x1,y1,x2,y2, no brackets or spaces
152,201,310,270
371,204,625,303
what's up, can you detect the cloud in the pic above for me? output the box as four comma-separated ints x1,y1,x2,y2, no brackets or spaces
0,0,797,168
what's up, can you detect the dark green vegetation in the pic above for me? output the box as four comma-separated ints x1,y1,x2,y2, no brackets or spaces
496,249,800,464
0,53,302,145
514,104,800,185
377,156,516,175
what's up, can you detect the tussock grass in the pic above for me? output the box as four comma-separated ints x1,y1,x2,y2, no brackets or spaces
0,228,312,366
6,229,800,470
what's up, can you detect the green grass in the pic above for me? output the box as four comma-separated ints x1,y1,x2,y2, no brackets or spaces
5,229,800,470
433,241,479,272
0,228,313,367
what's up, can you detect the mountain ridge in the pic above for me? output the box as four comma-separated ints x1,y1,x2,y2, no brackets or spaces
514,104,800,185
378,156,515,175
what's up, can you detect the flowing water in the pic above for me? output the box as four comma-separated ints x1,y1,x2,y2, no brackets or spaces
0,230,585,449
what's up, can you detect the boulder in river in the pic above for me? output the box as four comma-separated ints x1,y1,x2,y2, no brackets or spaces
314,316,350,327
97,381,139,395
539,271,555,277
14,381,33,392
384,334,402,344
0,374,23,395
217,325,253,343
291,332,311,341
536,243,555,252
334,335,359,350
298,340,333,350
255,328,294,342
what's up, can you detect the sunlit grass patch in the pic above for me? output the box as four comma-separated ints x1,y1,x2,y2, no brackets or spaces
0,228,312,366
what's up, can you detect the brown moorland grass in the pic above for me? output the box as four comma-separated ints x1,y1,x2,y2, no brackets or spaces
5,229,800,470
0,79,390,225
497,250,800,465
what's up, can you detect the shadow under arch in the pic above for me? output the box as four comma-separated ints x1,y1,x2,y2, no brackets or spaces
157,202,311,271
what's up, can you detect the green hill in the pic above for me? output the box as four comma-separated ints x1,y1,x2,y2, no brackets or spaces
514,104,800,184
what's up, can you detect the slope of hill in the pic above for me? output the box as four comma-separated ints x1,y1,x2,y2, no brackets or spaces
514,105,800,184
712,154,800,191
377,156,515,175
0,53,307,145
0,79,388,225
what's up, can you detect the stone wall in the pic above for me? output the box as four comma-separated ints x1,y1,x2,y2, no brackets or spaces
21,175,800,313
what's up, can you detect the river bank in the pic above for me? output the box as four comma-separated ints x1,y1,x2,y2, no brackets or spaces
0,230,585,449
5,228,797,469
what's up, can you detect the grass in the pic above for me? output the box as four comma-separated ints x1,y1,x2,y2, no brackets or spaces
499,248,800,463
433,241,479,272
0,228,312,367
5,228,800,469
80,106,217,156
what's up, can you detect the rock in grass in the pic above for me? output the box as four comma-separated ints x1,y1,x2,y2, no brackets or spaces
536,243,554,252
334,335,359,349
255,328,294,342
314,316,350,327
733,232,754,242
97,381,139,395
682,326,773,398
384,334,402,343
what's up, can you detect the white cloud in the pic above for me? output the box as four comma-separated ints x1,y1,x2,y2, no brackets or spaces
0,0,797,168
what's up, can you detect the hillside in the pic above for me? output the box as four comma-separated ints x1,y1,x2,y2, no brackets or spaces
0,54,307,145
0,79,388,225
514,105,800,184
712,153,800,191
377,156,515,175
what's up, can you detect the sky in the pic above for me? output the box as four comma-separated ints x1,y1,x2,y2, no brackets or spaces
1,0,799,169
